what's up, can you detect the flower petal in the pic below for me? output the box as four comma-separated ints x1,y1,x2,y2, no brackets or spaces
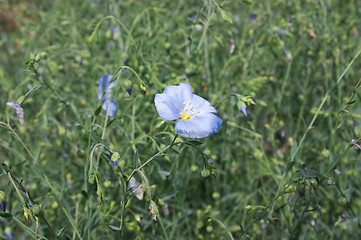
163,83,193,105
0,199,6,212
98,74,115,100
102,99,117,117
154,93,181,120
154,83,194,121
240,104,247,117
129,178,144,200
191,94,217,114
175,113,222,138
101,74,115,90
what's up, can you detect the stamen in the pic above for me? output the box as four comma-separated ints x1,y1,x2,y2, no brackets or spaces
181,101,200,120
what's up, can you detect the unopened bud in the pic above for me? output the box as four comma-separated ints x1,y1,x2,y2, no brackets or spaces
88,175,95,184
24,207,32,220
149,200,158,221
32,205,41,216
201,169,210,178
111,152,120,162
104,180,112,188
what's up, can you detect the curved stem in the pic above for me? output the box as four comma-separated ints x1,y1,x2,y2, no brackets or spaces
214,93,240,109
126,141,182,182
129,169,152,201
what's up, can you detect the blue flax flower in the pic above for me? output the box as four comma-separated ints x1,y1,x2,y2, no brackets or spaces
97,74,117,117
282,47,292,60
249,14,257,23
154,83,222,138
0,199,5,212
6,102,24,125
240,103,247,117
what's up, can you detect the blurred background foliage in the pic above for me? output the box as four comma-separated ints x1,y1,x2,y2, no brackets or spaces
1,0,361,239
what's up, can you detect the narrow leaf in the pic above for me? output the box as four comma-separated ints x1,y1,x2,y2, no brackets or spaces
57,225,67,236
108,225,121,231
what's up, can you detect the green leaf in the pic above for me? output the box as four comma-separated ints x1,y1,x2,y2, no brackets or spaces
240,0,253,4
219,8,233,24
337,120,344,129
1,163,10,173
0,212,13,218
41,195,48,213
158,169,170,180
186,140,203,146
57,225,67,236
95,105,102,116
106,118,116,127
285,161,295,173
347,99,356,105
108,225,121,231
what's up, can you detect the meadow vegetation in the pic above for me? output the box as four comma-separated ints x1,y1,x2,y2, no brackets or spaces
1,0,361,239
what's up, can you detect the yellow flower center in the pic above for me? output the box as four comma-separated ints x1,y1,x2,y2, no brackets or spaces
180,101,199,120
181,112,192,120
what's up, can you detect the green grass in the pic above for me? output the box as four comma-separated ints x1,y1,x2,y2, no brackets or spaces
1,0,361,239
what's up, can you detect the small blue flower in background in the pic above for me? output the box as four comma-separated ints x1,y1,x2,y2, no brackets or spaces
154,83,222,138
129,178,144,200
97,74,117,117
97,74,115,101
0,191,6,212
275,29,283,35
0,199,6,212
283,47,292,60
240,103,247,117
249,14,257,23
5,227,12,240
6,232,13,240
6,102,24,125
109,158,120,167
112,25,120,39
109,152,120,167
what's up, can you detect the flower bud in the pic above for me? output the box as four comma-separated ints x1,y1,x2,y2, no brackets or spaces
140,83,146,92
124,79,132,89
111,152,120,162
110,152,121,167
51,201,59,209
35,53,41,62
149,200,158,221
201,169,211,178
24,207,32,220
88,175,96,184
32,205,41,216
104,180,112,188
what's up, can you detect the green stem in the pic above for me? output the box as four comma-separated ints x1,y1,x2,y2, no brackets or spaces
0,122,83,240
119,177,127,237
12,216,46,240
212,217,234,240
273,46,361,210
214,93,240,109
0,122,37,163
158,215,169,240
30,67,83,125
126,141,182,182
